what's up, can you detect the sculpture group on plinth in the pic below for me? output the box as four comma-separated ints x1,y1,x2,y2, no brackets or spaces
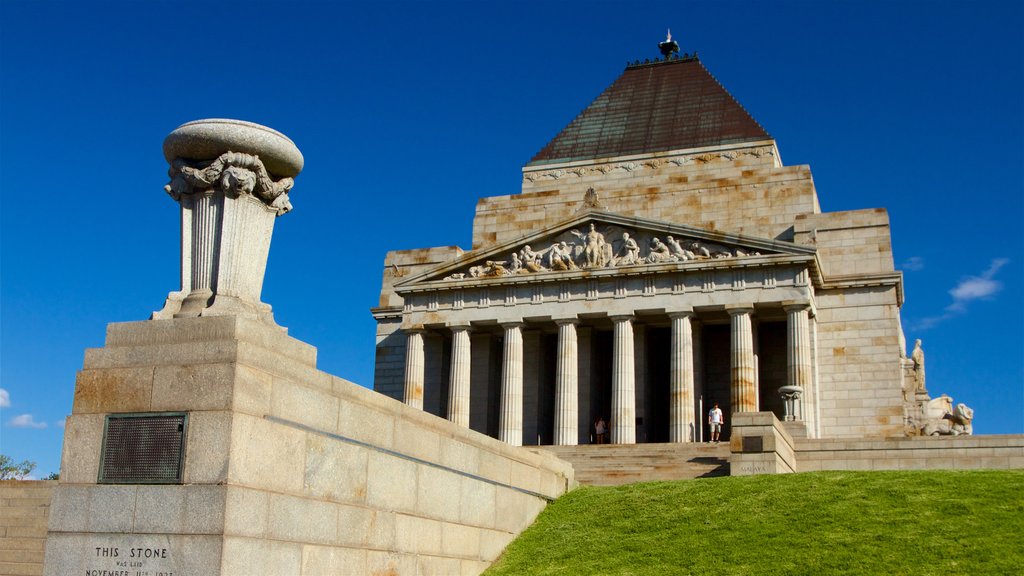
901,339,975,436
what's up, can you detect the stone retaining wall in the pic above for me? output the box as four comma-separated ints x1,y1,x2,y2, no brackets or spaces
0,480,56,576
795,434,1024,472
45,317,574,576
731,412,1024,476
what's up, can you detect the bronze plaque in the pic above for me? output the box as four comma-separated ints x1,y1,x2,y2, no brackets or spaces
99,413,187,484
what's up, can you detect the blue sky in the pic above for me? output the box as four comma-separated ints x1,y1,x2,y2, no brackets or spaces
1,0,1021,476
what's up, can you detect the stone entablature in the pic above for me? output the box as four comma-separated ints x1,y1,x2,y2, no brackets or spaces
396,260,812,327
521,140,781,183
390,211,819,328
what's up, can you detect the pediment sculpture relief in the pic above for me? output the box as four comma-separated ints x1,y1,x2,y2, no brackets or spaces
442,222,766,281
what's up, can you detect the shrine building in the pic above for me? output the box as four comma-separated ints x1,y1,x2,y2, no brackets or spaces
371,43,911,446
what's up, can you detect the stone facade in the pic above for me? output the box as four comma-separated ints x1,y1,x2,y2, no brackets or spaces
373,55,913,444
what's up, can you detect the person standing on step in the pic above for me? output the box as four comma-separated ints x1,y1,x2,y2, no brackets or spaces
708,403,724,443
595,416,608,444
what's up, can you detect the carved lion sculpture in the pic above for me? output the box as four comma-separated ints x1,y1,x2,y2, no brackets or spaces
921,396,974,436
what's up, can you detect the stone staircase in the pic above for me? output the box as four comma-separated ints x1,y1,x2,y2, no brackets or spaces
531,443,731,486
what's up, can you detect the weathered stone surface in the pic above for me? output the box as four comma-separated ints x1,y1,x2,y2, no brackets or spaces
303,435,368,503
163,119,304,178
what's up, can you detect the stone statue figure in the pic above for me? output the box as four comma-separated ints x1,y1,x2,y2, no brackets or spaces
519,245,547,273
615,232,640,266
570,223,608,268
921,395,974,436
688,241,712,259
911,339,926,392
666,236,694,261
646,237,673,263
547,241,577,271
509,252,523,274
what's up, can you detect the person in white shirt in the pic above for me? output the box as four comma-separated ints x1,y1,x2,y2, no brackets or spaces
708,403,724,443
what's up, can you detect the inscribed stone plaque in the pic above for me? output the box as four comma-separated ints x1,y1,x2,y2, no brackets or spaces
741,436,763,453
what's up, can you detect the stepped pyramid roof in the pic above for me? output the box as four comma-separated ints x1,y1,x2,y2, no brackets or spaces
528,55,771,166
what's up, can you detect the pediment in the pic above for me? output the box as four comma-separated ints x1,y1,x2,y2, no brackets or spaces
396,211,815,289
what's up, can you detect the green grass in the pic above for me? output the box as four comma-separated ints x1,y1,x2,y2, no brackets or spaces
484,469,1024,576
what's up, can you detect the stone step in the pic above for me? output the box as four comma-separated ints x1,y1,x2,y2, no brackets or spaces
531,443,731,486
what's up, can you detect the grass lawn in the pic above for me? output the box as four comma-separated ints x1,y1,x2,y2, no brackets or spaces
484,469,1024,576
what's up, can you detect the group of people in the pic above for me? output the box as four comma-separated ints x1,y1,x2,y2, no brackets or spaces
590,403,726,444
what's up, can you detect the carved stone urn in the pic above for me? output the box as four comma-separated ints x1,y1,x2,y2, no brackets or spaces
153,119,304,326
778,385,804,421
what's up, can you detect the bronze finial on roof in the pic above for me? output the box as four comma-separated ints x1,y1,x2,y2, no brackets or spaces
659,29,680,58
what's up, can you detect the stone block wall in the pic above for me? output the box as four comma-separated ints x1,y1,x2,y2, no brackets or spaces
373,316,405,402
793,208,895,277
45,316,573,576
0,480,56,576
795,435,1024,472
731,413,1024,475
814,285,905,437
378,246,464,309
480,147,820,250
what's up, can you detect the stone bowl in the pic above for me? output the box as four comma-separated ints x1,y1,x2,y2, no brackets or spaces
163,119,304,178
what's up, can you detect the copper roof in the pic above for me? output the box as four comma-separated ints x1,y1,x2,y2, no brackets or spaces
528,56,771,166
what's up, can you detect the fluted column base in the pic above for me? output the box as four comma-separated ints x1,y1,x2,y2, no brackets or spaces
403,329,426,410
554,320,579,445
447,325,472,428
499,322,525,446
669,311,696,442
611,315,636,444
728,305,758,414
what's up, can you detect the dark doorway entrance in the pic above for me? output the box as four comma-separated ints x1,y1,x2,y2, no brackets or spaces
701,324,732,440
645,326,671,442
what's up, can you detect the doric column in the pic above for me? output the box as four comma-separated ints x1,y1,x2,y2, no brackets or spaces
154,119,303,326
554,319,579,445
610,315,636,444
785,301,813,418
785,302,812,389
403,329,425,410
727,305,758,413
447,325,472,428
499,322,525,446
669,310,696,442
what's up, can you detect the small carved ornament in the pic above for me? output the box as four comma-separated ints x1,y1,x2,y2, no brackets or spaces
165,151,294,215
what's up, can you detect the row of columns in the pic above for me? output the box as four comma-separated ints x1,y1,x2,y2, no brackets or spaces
402,302,813,445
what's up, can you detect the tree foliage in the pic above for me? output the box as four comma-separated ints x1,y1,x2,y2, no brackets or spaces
0,454,37,479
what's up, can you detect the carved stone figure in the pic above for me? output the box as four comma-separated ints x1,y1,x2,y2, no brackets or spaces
547,242,577,271
646,237,673,263
167,151,295,215
911,339,926,392
615,232,640,266
688,241,712,259
703,241,735,258
519,244,547,273
666,236,694,261
580,187,605,210
468,260,509,278
509,252,523,274
570,223,608,268
921,395,974,436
